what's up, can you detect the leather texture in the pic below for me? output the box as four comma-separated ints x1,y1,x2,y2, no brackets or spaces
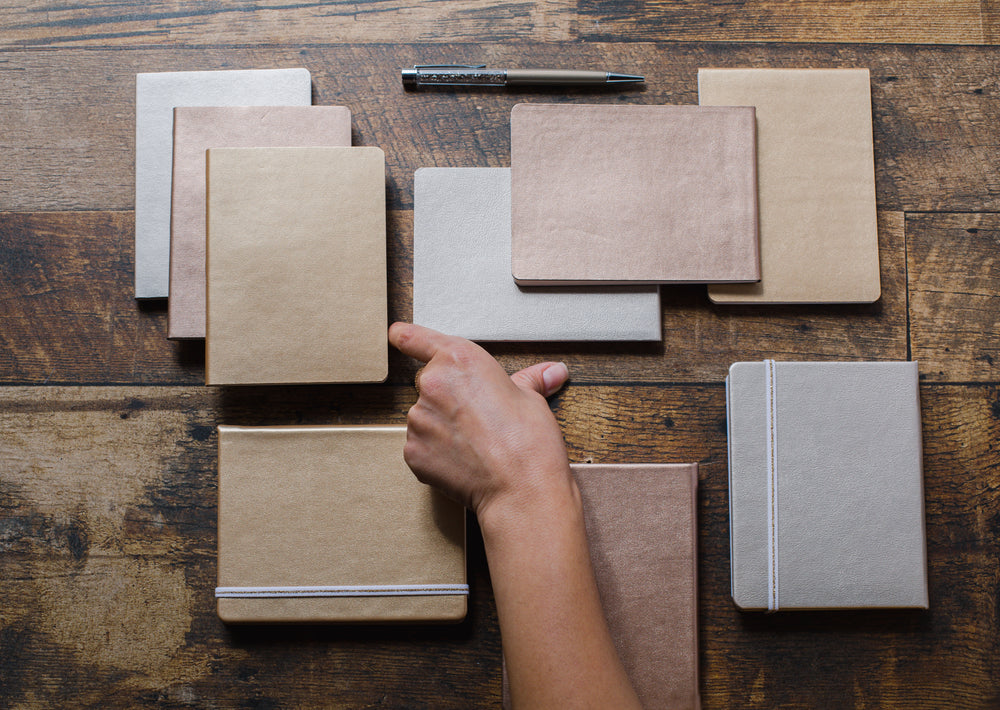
510,103,760,285
168,106,352,339
726,361,928,610
216,425,467,623
205,146,388,385
134,68,311,298
503,463,700,710
701,69,881,304
412,167,661,341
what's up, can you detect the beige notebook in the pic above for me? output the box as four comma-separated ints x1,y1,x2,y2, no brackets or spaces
700,68,880,303
216,425,468,623
205,146,387,385
168,106,352,340
510,103,759,285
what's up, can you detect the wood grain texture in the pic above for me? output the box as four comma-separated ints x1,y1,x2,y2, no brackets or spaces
908,213,1000,382
2,383,997,708
0,1,577,48
1,44,998,213
0,209,906,385
579,0,994,45
0,0,994,47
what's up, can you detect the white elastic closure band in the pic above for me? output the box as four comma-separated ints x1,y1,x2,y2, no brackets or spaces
215,584,470,599
764,358,779,612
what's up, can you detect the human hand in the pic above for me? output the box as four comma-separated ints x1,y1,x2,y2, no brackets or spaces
388,322,572,523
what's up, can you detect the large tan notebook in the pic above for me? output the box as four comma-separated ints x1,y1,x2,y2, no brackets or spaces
216,425,468,623
205,146,387,385
510,103,759,285
503,463,700,710
700,68,880,303
168,106,352,340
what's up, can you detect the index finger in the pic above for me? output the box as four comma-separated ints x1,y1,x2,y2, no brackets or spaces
388,322,455,364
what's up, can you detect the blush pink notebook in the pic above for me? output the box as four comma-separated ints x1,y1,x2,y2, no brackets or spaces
503,463,700,710
168,105,352,339
510,103,759,285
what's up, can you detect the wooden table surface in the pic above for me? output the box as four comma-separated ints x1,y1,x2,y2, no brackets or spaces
2,2,999,708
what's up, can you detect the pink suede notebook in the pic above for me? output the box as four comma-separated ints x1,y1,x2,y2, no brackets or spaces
503,463,700,710
168,105,352,339
510,103,758,285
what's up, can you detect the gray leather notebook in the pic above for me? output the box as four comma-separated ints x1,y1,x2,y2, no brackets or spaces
412,167,661,342
134,68,311,299
726,360,928,610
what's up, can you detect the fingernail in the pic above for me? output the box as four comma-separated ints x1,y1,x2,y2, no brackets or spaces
542,362,569,394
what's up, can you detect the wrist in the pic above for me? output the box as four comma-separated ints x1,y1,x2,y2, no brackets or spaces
475,463,583,545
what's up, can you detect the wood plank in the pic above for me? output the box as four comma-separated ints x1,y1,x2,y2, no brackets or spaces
2,383,997,707
0,1,576,48
579,0,991,45
0,0,992,47
0,210,907,385
908,213,1000,382
1,44,997,213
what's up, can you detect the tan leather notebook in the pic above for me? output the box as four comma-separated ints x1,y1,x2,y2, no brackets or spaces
216,425,467,623
205,146,387,385
700,68,880,303
510,103,759,285
168,106,352,340
503,463,700,710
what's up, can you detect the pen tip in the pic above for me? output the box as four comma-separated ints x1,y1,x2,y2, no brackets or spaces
607,72,644,83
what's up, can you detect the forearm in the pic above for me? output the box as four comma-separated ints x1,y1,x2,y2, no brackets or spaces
479,472,642,710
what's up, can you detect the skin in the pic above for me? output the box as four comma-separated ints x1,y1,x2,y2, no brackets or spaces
388,322,642,710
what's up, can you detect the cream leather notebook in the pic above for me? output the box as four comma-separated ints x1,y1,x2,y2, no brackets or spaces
412,167,661,341
700,68,880,303
216,425,467,623
726,360,928,610
510,103,759,285
134,68,312,299
169,106,352,340
206,147,387,385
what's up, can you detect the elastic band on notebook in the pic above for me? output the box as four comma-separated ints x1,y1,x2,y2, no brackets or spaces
765,358,779,612
215,584,469,598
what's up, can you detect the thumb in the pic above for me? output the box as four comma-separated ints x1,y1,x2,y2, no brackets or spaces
510,361,569,398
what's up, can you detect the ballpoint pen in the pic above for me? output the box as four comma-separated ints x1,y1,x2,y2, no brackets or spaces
401,64,644,88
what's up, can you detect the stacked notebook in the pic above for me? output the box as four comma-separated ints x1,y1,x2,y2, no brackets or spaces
135,68,388,385
412,69,881,341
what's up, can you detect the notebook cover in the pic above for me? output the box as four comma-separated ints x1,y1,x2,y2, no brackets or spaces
134,68,312,299
205,146,387,385
168,106,352,339
216,425,467,623
509,103,759,285
502,463,700,710
412,167,661,342
700,69,880,304
726,361,928,610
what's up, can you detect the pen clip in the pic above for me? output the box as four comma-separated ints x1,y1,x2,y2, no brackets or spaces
412,64,487,70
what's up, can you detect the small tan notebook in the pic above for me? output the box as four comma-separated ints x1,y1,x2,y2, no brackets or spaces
168,106,352,340
503,463,700,710
510,103,759,285
700,68,880,303
216,425,468,623
205,146,387,385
